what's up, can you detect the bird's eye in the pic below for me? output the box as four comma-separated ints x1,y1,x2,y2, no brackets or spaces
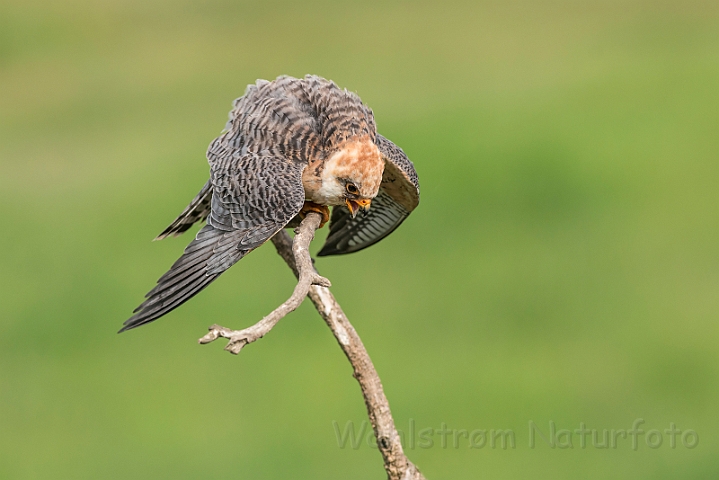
346,183,359,195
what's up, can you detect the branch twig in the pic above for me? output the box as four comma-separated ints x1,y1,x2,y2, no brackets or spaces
198,213,330,353
199,212,426,480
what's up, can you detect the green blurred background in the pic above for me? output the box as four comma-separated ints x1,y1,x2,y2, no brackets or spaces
1,0,718,478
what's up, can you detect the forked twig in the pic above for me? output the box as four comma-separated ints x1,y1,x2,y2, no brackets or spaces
198,213,330,353
199,212,426,480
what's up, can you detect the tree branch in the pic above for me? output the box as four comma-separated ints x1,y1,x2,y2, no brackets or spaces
199,212,426,480
198,213,330,354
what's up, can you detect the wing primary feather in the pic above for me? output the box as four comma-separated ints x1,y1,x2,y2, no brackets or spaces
318,190,410,256
121,225,229,332
155,180,212,240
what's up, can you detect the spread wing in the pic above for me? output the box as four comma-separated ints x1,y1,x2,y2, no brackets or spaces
121,153,305,331
317,134,419,256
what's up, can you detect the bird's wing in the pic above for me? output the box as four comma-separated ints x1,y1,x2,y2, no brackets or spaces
318,134,419,256
121,153,305,331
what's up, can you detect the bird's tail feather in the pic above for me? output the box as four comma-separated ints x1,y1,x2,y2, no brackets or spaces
155,180,212,240
120,225,240,332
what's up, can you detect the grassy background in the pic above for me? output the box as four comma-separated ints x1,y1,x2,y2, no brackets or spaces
1,0,718,478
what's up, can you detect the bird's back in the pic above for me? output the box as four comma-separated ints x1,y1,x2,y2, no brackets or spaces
209,75,377,166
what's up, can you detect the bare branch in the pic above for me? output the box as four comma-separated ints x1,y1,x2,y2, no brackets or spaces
198,213,330,354
199,212,426,479
270,213,426,480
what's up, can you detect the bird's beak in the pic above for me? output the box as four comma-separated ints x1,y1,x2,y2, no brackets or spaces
346,198,371,218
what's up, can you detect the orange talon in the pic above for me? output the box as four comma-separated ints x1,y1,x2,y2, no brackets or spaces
300,201,330,228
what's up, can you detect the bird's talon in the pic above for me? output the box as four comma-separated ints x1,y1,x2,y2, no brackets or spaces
300,201,330,228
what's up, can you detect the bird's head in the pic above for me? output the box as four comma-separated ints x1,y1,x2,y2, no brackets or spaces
319,139,384,217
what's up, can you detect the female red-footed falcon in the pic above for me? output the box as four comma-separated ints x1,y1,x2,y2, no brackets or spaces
122,75,419,332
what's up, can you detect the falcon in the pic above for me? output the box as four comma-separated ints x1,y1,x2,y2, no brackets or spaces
121,75,420,332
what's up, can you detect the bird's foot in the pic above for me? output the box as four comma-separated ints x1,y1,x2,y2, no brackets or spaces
199,324,266,355
299,201,330,228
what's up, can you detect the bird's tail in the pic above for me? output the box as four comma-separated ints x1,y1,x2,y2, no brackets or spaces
155,180,212,240
120,225,245,332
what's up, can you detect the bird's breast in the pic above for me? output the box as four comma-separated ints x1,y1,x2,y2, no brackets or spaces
302,159,339,206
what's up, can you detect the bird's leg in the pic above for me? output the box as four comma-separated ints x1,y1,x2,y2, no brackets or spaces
299,201,330,228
